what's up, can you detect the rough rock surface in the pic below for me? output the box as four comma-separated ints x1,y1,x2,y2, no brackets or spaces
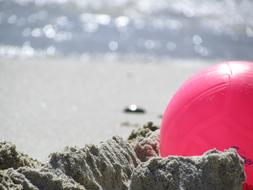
0,168,36,190
0,142,41,170
0,167,85,190
130,148,245,190
128,122,160,162
0,127,246,190
128,122,159,143
0,137,139,190
49,136,140,190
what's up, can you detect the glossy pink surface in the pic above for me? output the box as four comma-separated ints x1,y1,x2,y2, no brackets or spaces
160,61,253,187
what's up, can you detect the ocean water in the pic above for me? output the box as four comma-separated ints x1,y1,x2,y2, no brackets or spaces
0,0,253,59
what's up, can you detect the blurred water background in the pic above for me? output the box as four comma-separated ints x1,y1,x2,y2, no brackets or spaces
0,0,253,60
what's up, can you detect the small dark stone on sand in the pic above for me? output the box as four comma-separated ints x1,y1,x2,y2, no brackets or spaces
124,104,146,114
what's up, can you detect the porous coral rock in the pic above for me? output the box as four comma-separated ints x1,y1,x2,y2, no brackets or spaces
128,122,159,143
130,148,245,190
128,122,160,162
0,168,37,190
0,132,246,190
0,142,41,170
49,136,139,190
0,167,85,190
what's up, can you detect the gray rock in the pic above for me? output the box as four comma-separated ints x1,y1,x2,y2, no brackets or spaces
49,136,140,190
0,136,246,190
0,168,37,190
128,122,159,144
128,122,160,162
130,148,245,190
18,167,86,190
0,142,41,170
0,167,85,190
0,142,84,190
0,136,139,190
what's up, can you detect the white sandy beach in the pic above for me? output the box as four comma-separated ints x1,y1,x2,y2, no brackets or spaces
0,57,213,161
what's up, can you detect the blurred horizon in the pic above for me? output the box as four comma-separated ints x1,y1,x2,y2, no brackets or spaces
0,0,253,60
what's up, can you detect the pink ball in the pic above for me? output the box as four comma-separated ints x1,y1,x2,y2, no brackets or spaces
160,61,253,187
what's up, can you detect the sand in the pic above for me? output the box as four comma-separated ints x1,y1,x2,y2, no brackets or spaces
0,57,212,161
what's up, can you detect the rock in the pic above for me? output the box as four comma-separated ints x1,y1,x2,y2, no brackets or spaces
49,136,140,190
0,167,85,190
128,122,160,162
130,148,245,190
0,135,246,190
18,167,85,190
0,142,83,190
0,137,139,190
0,168,37,190
124,104,146,114
128,122,159,143
0,142,41,170
132,130,160,162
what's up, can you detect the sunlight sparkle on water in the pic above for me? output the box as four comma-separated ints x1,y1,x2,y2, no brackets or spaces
115,16,130,28
43,25,56,38
108,41,118,51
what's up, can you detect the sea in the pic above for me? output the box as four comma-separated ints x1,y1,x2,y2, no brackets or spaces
0,0,253,60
